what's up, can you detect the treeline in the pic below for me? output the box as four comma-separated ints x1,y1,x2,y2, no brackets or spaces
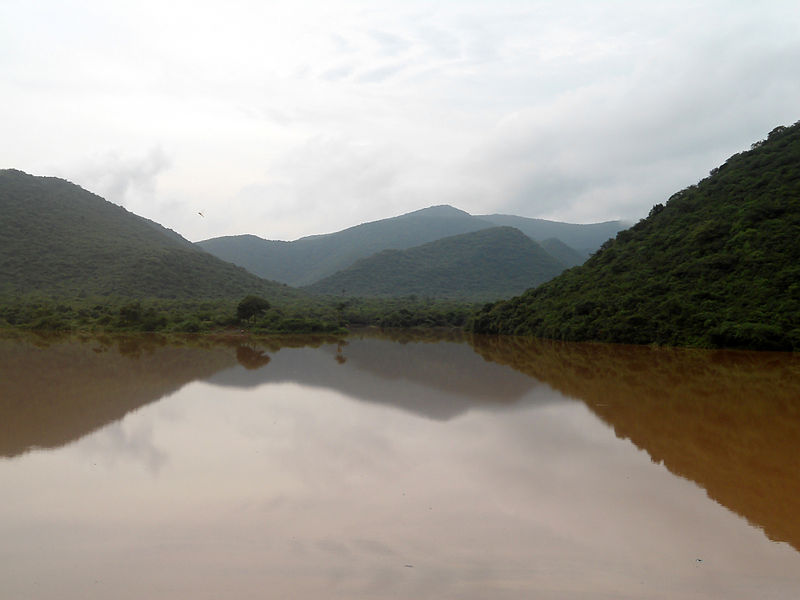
0,294,475,334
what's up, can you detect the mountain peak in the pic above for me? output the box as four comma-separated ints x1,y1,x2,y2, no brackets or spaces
401,205,472,219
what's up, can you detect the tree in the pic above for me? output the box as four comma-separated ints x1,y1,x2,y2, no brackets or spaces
237,295,270,322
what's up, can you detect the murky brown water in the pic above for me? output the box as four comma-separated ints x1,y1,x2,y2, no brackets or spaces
1,331,799,599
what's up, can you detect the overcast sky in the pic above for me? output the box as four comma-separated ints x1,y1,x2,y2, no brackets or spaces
2,1,798,242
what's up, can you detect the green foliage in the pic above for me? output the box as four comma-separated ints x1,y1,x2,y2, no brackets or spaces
337,297,475,329
0,291,475,335
0,169,303,303
236,295,271,322
305,227,567,301
0,171,483,335
471,121,800,351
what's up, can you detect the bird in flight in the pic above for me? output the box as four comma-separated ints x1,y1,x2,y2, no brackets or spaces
198,211,205,218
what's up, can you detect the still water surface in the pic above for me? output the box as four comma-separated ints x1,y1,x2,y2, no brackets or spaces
1,331,799,599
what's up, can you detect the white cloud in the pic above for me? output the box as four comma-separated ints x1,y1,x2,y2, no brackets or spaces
1,0,798,240
63,146,171,209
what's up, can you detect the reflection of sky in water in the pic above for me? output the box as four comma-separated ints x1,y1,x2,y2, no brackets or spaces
77,418,168,476
1,336,799,599
207,338,552,421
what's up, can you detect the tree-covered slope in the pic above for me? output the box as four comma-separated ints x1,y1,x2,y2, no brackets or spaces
199,205,495,286
0,170,300,302
305,226,567,301
472,122,800,350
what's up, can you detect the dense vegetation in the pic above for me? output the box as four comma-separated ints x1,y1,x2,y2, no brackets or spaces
0,169,299,302
198,205,617,286
0,293,474,334
5,120,798,350
306,226,566,301
472,122,800,350
0,170,479,334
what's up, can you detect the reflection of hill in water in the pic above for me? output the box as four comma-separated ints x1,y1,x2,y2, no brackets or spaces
470,335,800,552
0,331,541,458
207,333,541,420
0,333,237,458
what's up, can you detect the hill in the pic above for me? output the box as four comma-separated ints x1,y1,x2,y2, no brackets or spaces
198,205,493,286
477,214,626,256
198,206,620,286
0,169,299,302
305,226,566,301
472,122,800,351
539,237,586,268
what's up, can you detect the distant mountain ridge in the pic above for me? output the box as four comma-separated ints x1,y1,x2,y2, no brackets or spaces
305,226,567,301
198,205,625,286
198,205,495,286
477,214,626,256
0,169,300,301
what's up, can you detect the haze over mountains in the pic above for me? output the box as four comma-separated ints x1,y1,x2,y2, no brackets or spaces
197,205,624,289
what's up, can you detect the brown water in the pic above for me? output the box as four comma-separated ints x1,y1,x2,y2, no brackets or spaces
1,331,799,599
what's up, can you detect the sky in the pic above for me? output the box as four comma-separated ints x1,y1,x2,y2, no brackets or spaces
2,0,798,242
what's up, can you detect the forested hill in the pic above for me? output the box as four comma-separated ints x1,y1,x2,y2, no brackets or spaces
305,226,567,301
198,205,616,287
198,205,492,286
540,238,587,268
472,121,800,351
0,169,299,301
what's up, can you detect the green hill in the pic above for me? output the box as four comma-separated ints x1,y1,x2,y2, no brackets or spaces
472,122,800,351
0,169,299,302
198,205,494,286
539,237,587,267
305,226,567,301
198,205,622,287
477,214,626,256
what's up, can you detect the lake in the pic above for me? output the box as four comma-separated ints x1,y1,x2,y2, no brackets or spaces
1,330,799,599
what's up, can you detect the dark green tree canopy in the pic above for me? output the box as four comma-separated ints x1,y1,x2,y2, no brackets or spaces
471,120,800,351
236,295,271,322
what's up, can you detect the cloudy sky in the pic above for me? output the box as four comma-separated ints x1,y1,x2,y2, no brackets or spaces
2,1,798,242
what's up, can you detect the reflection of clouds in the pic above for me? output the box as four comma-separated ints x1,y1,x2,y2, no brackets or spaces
5,349,800,600
206,338,544,421
317,538,351,557
79,418,167,476
353,538,396,557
